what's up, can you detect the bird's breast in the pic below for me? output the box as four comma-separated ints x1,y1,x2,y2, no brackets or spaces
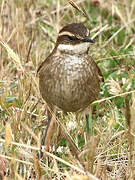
39,53,100,112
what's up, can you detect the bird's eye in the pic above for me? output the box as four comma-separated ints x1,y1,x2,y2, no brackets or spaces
68,36,78,41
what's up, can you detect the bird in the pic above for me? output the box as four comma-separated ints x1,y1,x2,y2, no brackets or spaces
37,23,103,153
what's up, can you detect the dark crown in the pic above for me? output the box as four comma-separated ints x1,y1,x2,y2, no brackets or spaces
60,23,89,38
56,23,94,45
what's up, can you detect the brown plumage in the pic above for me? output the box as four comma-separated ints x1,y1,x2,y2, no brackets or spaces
38,23,103,153
38,23,103,113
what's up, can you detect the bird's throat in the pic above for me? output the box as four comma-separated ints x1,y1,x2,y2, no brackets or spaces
57,42,90,54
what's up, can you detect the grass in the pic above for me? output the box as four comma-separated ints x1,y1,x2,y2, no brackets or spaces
0,0,135,179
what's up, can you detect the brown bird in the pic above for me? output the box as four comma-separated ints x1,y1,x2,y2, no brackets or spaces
38,23,103,152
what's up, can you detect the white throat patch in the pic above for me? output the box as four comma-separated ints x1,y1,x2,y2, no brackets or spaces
57,42,90,54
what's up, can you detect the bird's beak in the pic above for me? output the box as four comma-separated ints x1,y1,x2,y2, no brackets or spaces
83,36,95,43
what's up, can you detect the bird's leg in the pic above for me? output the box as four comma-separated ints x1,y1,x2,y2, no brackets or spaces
41,109,52,147
40,108,56,157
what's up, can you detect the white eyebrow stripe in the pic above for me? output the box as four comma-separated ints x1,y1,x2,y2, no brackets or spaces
58,31,74,37
59,29,90,38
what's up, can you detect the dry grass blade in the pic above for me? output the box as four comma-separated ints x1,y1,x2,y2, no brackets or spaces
0,40,24,71
34,155,42,180
21,122,39,145
26,37,34,63
102,18,135,48
0,140,85,174
0,138,39,150
93,90,135,104
57,118,80,158
67,175,94,180
69,0,88,19
130,94,135,135
5,122,12,149
41,108,57,153
96,53,135,62
15,173,25,180
91,24,109,39
0,154,33,165
87,137,99,173
0,137,95,177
